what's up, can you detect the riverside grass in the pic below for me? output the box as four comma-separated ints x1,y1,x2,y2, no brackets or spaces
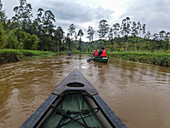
0,49,55,64
0,49,169,66
108,52,170,67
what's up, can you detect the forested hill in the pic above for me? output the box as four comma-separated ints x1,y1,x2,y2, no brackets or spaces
0,0,169,52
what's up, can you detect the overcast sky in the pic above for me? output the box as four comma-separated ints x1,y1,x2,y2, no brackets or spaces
1,0,170,41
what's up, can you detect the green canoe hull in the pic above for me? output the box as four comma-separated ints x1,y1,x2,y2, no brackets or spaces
20,70,127,128
93,56,109,63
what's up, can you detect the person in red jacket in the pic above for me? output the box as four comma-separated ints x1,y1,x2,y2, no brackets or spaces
98,46,107,57
93,49,98,56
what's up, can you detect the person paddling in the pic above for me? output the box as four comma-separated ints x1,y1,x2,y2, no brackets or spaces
98,46,107,57
93,49,98,56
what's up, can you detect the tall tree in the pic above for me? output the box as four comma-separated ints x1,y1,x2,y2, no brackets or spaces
34,9,56,51
77,29,84,51
87,26,95,42
120,17,131,37
159,30,166,41
120,17,131,51
68,24,76,40
65,33,72,50
98,19,109,39
0,22,7,49
142,24,146,38
54,26,64,52
144,31,151,51
113,23,120,38
108,28,113,40
153,33,159,41
12,0,33,31
0,0,2,10
0,0,8,29
137,22,142,37
131,22,138,37
144,31,151,39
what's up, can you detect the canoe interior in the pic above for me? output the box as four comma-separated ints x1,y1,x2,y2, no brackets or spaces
36,92,113,128
93,56,109,63
20,70,127,128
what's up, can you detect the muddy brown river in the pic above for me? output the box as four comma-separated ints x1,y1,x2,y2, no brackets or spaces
0,54,170,128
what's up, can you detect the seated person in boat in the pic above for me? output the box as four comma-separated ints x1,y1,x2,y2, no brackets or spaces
68,51,71,55
98,46,107,57
93,49,98,56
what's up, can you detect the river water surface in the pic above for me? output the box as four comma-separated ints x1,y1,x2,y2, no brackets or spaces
0,54,170,128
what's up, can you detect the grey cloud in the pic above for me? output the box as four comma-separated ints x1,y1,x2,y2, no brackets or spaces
37,0,114,38
121,0,170,34
40,1,113,23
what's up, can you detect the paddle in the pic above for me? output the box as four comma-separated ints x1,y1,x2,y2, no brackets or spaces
87,57,94,62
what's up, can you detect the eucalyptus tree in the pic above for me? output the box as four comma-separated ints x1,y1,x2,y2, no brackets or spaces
0,0,2,10
153,33,159,41
77,29,84,51
120,17,131,51
0,1,6,24
142,24,146,38
0,1,11,31
144,31,152,51
97,19,109,39
74,31,77,40
166,32,170,41
131,22,138,37
87,26,95,42
0,22,7,49
33,8,45,35
120,17,131,37
108,28,113,40
131,21,139,51
137,22,143,37
144,31,151,39
164,32,170,50
68,24,76,40
54,26,64,52
12,0,33,32
34,9,56,51
42,10,56,51
159,30,166,41
65,33,72,50
112,23,120,38
43,10,55,36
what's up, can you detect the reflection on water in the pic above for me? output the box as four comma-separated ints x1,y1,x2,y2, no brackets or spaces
0,54,170,128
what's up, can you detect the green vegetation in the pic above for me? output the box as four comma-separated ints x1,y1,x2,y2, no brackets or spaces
0,1,169,66
0,49,55,64
0,1,169,53
108,52,170,67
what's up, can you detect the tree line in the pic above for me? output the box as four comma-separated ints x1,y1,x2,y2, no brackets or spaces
0,0,169,52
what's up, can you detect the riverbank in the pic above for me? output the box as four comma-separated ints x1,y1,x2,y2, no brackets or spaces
0,49,55,64
107,52,170,67
0,49,169,66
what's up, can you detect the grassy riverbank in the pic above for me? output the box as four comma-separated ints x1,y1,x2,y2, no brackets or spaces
107,52,170,67
0,49,169,66
0,49,55,64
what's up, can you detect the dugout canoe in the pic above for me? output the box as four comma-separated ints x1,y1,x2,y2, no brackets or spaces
20,70,127,128
93,56,109,63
